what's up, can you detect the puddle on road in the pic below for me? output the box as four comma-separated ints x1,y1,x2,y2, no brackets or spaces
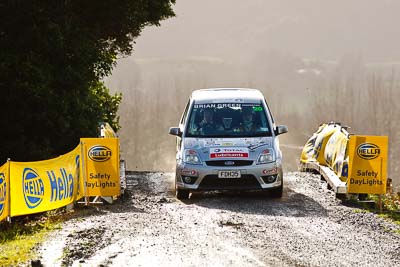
39,226,72,266
126,171,175,197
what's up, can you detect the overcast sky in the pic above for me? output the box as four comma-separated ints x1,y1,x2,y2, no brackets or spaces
132,0,400,62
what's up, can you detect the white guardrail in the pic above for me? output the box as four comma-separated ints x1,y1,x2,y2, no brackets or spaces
299,161,347,195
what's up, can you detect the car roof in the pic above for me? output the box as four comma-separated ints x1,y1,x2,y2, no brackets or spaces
191,88,264,104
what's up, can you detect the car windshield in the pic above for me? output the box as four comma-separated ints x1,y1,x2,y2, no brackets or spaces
186,102,272,138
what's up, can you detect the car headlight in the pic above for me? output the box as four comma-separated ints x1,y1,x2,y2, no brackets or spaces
257,149,275,164
183,149,202,165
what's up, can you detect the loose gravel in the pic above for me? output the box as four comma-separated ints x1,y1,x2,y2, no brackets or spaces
38,171,400,267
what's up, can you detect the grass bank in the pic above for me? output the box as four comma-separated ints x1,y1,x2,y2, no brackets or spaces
0,210,65,266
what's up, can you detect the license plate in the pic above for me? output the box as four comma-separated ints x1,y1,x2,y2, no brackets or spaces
218,170,241,178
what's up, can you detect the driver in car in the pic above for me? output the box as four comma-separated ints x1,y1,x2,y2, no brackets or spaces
197,109,223,134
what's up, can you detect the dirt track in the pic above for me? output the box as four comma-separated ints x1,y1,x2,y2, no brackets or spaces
38,171,400,267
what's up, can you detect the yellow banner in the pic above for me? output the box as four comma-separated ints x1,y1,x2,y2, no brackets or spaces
313,124,340,166
81,138,120,196
100,122,118,138
347,135,388,194
9,146,81,217
324,129,349,181
0,162,10,222
300,123,326,163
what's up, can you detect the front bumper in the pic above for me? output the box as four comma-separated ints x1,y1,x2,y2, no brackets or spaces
175,161,282,191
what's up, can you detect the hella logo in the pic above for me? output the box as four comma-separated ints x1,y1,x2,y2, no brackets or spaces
23,168,44,209
224,161,235,166
0,173,6,216
357,143,380,160
88,145,112,162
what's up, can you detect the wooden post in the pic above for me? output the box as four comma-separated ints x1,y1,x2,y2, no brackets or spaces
7,159,11,223
379,158,383,213
80,141,89,206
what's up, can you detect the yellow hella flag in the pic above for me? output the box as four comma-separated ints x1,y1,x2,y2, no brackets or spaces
0,162,10,222
9,146,81,217
81,138,120,197
347,135,388,194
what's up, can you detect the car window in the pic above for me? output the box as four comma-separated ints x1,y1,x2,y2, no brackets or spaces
186,102,272,138
264,98,275,124
180,100,190,125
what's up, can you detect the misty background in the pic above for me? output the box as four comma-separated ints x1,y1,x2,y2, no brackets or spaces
105,0,400,188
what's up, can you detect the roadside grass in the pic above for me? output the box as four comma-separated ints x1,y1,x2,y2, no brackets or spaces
352,208,365,214
373,193,400,223
0,209,65,266
347,193,400,225
359,193,400,225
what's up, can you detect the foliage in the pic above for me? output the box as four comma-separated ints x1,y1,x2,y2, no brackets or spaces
90,81,122,132
382,193,400,211
0,0,175,162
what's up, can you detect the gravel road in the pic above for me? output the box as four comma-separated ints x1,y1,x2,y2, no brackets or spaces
38,171,400,267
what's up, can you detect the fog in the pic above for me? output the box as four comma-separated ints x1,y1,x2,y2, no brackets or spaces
105,0,400,188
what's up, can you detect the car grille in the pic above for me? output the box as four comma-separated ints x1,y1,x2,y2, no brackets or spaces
205,160,253,167
198,174,261,190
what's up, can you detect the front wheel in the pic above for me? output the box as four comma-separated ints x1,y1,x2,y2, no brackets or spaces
269,184,283,198
176,188,190,200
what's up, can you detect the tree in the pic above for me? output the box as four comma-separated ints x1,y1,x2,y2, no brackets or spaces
0,0,175,162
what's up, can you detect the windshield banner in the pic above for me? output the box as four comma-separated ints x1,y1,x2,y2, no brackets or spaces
0,162,10,222
9,146,81,217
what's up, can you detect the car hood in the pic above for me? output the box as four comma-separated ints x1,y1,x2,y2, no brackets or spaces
183,137,275,161
184,137,273,149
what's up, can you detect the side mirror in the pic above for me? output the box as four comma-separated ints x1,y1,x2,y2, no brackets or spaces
169,127,182,136
275,125,288,136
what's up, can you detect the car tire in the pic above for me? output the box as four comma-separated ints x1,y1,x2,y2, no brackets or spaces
176,188,190,200
269,184,283,198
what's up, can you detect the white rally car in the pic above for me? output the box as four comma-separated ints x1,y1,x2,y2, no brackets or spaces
169,88,288,199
